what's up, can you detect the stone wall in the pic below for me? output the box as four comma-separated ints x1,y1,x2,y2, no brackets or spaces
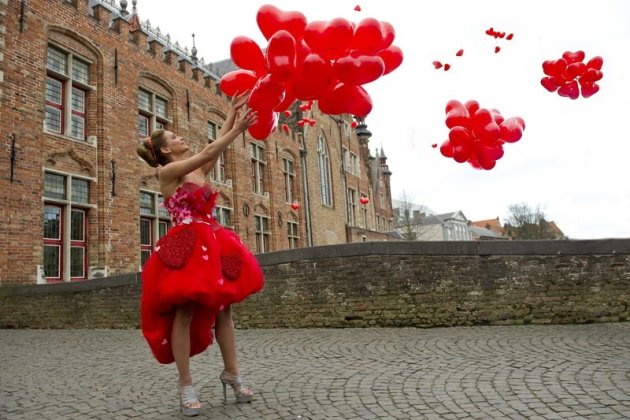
0,240,628,329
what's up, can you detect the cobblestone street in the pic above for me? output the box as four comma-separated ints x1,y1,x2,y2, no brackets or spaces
1,324,629,419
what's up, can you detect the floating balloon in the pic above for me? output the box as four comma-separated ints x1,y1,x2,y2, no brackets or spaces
359,196,369,205
438,99,525,170
318,83,372,117
333,53,385,85
291,201,300,210
230,36,266,74
377,45,403,76
266,30,297,82
293,53,334,100
256,5,307,41
226,5,403,121
219,69,258,97
248,74,285,111
541,51,603,99
248,109,277,140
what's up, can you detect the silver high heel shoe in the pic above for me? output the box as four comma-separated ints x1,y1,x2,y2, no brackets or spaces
219,370,253,403
178,383,202,416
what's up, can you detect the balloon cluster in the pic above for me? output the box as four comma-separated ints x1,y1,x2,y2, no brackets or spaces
220,4,404,140
540,51,603,100
439,100,525,170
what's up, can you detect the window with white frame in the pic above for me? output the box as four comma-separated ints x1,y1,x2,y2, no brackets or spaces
282,156,296,203
318,133,332,206
212,206,232,228
343,149,359,175
138,88,169,140
349,153,359,176
251,142,266,195
347,188,357,226
254,215,270,253
207,121,228,183
287,221,299,249
208,121,218,141
45,45,92,141
139,191,171,267
43,171,91,282
208,143,226,183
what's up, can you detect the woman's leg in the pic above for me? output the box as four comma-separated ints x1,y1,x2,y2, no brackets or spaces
215,305,239,375
172,302,201,409
215,305,253,401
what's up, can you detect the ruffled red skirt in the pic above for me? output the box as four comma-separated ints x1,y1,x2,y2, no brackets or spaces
141,222,264,364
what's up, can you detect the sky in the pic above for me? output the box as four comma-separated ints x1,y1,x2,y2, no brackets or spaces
140,0,630,239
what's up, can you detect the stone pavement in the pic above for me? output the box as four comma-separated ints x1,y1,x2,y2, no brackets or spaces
1,324,629,419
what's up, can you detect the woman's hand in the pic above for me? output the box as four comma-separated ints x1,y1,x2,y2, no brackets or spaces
231,91,250,111
234,109,258,133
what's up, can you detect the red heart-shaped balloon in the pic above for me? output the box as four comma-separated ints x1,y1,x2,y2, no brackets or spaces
377,45,403,76
557,80,579,100
452,142,473,163
432,60,443,69
248,109,277,140
472,109,500,143
248,74,285,110
381,21,395,50
580,81,600,98
266,30,297,82
293,53,334,100
334,53,385,85
500,117,525,143
219,70,258,97
439,140,453,158
352,18,387,54
445,100,470,128
230,36,266,74
318,83,372,117
586,56,604,70
580,68,603,83
562,50,585,64
256,5,307,41
542,59,567,77
304,18,354,60
448,126,472,146
566,62,586,80
540,77,560,92
465,100,480,115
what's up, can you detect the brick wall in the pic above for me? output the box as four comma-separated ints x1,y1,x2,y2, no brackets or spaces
0,0,394,285
1,239,628,329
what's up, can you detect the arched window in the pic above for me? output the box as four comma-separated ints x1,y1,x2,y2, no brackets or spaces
317,133,332,206
137,74,175,139
45,29,101,143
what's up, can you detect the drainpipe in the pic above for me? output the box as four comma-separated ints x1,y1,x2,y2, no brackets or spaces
299,135,314,246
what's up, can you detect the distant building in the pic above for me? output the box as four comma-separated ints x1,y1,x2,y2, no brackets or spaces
393,210,472,241
470,217,505,236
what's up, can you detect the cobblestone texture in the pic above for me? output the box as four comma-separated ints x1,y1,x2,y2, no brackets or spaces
1,324,629,419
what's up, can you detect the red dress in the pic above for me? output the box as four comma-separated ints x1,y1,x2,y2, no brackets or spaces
141,182,264,364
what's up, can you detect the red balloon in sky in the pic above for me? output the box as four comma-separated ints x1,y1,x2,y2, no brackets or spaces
230,36,266,74
219,69,258,97
266,30,297,82
256,4,307,41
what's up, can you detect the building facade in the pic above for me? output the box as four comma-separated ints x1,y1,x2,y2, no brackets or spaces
0,0,395,284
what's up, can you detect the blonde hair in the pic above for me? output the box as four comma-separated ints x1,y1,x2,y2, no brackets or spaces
136,129,166,167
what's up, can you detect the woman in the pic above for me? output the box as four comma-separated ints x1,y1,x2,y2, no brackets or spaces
136,93,263,416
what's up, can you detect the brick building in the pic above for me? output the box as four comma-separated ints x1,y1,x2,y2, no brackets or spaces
0,0,395,284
